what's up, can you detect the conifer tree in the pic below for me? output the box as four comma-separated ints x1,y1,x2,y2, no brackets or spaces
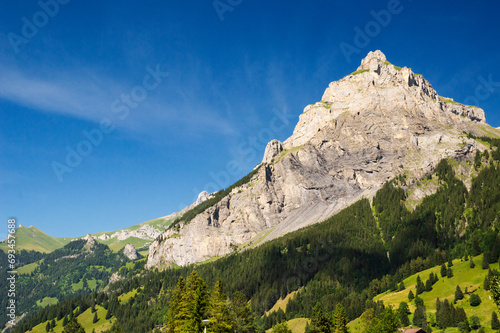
166,276,185,333
208,280,232,333
376,306,400,333
482,255,490,270
333,304,349,333
491,311,500,330
412,305,427,329
231,291,256,333
178,271,210,333
454,285,464,302
447,267,454,278
440,263,447,277
398,302,410,327
425,279,432,292
408,290,414,302
92,312,98,324
309,303,333,333
469,257,475,268
416,276,425,295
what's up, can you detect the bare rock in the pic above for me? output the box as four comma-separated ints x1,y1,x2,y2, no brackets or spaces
146,50,493,270
123,243,138,260
262,139,284,164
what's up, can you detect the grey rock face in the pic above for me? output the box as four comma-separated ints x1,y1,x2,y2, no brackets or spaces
262,140,284,164
146,50,498,269
123,243,138,260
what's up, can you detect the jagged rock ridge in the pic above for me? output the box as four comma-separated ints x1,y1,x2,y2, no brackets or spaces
146,50,500,269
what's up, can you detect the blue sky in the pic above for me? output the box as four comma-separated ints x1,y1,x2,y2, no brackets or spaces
1,1,499,238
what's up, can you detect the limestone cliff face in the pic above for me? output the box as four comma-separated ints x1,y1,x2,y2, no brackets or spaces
146,50,499,269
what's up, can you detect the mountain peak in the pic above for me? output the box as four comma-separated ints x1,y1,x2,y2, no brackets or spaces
359,50,387,69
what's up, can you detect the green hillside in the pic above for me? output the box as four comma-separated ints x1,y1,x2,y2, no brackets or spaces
0,225,71,253
375,254,498,332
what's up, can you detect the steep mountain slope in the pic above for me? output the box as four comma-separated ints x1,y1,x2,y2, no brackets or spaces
147,50,500,268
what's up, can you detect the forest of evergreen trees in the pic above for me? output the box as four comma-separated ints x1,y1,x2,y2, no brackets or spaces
8,135,500,333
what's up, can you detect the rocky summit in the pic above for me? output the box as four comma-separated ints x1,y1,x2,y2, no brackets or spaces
146,50,500,269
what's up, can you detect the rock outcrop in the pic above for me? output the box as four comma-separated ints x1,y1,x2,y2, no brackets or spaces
123,243,138,260
146,50,499,269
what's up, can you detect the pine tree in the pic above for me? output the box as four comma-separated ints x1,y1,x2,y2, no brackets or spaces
63,315,68,326
92,312,98,324
208,280,232,333
166,276,185,332
398,302,410,327
440,263,447,277
309,303,333,333
469,257,475,268
447,267,454,278
482,255,490,270
448,257,453,267
62,318,85,333
398,281,405,291
492,311,500,330
408,290,414,302
484,276,491,291
177,271,209,333
412,306,427,329
425,279,433,292
46,322,50,332
231,291,255,333
333,304,349,333
454,285,464,302
416,276,425,295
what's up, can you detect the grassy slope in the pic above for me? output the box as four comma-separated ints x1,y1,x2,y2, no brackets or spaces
27,305,114,333
1,217,172,254
266,318,309,333
374,254,498,332
0,225,71,253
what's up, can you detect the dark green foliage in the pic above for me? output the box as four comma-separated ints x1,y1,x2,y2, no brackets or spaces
416,276,425,295
492,311,500,330
373,182,409,244
62,318,85,333
436,298,467,329
454,285,464,302
398,302,410,327
412,305,427,330
482,255,489,270
333,304,349,333
448,257,453,267
470,257,475,268
469,294,481,307
440,263,447,278
92,312,98,324
447,268,453,278
469,315,481,330
367,306,400,333
309,303,333,333
474,150,482,170
425,279,432,292
408,290,414,302
414,296,424,307
397,281,405,291
484,275,491,291
271,322,292,333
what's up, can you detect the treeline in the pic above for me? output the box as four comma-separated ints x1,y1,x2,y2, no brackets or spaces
13,135,500,332
169,165,261,229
